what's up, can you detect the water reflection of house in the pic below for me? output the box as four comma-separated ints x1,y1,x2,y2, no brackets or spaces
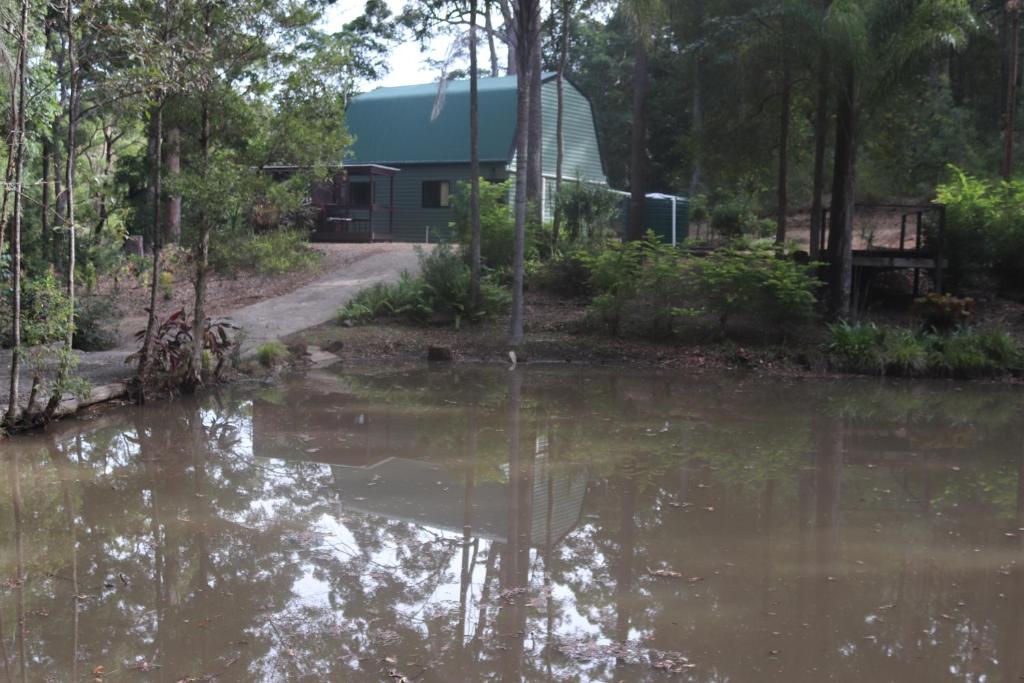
251,385,421,467
331,457,587,547
251,376,587,547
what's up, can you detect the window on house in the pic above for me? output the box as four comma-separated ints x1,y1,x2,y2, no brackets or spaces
349,181,372,208
422,180,451,208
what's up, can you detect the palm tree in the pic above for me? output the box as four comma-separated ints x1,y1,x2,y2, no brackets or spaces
825,0,973,317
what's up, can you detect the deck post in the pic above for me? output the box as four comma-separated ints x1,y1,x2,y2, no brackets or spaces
915,211,923,250
899,215,906,252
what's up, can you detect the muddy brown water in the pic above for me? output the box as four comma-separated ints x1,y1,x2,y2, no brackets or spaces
2,366,1023,682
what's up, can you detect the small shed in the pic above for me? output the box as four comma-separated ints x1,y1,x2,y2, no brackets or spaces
621,193,690,245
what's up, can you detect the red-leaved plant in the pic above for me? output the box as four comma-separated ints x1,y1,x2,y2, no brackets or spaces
127,309,237,392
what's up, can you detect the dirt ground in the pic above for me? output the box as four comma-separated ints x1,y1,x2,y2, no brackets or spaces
690,207,941,252
93,243,412,346
291,283,1024,380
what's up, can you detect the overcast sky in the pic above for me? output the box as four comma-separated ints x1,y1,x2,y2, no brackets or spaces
322,0,502,90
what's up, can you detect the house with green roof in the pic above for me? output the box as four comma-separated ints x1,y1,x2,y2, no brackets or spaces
343,73,609,243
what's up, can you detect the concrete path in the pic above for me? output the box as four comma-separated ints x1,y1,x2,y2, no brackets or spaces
0,244,423,403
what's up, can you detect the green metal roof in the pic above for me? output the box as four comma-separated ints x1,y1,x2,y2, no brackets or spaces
345,75,543,165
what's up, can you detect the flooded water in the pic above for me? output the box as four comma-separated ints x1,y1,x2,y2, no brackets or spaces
1,366,1023,682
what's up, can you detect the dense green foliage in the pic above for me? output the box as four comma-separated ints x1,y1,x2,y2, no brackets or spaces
210,229,321,277
532,234,821,340
338,245,510,327
936,168,1024,291
827,322,1022,378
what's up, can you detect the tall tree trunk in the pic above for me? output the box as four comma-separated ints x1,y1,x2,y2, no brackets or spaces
688,0,705,197
553,0,570,246
41,138,52,253
60,0,80,384
509,0,538,346
809,45,830,261
137,101,165,390
188,110,210,390
95,125,115,235
485,0,500,77
828,65,857,319
775,61,792,245
627,35,649,242
470,0,483,309
166,126,182,243
5,0,29,425
526,43,543,223
187,3,214,391
1003,0,1021,179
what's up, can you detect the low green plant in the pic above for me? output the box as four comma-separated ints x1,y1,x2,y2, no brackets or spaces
159,270,175,301
936,166,1024,291
532,248,594,297
826,322,1021,378
73,296,120,351
256,341,290,368
0,271,72,348
210,229,321,276
913,292,975,332
582,234,821,339
826,322,886,374
338,244,510,327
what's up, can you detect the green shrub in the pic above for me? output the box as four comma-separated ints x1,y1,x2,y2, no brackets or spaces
936,167,1024,291
159,271,175,300
583,234,821,339
533,248,594,297
0,272,72,348
710,200,752,238
913,293,975,332
452,181,518,269
74,296,120,351
256,341,290,368
339,244,510,327
210,229,321,276
879,327,929,376
826,322,886,374
826,322,1021,378
554,182,623,243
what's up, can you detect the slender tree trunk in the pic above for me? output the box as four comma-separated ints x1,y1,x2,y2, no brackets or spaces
553,0,570,246
42,139,52,251
526,43,543,223
187,3,215,391
627,36,649,242
828,65,857,318
166,126,182,242
187,99,211,390
95,125,115,235
509,0,539,346
5,0,29,426
688,0,705,197
775,61,792,245
485,0,500,77
1003,0,1021,179
64,0,79,355
470,0,483,309
137,101,165,390
809,45,830,261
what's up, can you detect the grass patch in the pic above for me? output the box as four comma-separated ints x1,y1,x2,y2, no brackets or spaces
256,340,290,368
827,322,1022,378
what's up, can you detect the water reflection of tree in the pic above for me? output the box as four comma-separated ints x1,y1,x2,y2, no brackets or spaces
2,368,1024,681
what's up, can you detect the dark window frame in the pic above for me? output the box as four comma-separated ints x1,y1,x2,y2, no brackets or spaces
349,181,373,208
421,180,452,209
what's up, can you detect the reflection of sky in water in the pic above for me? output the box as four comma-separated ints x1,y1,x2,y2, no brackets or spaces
3,367,1024,681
